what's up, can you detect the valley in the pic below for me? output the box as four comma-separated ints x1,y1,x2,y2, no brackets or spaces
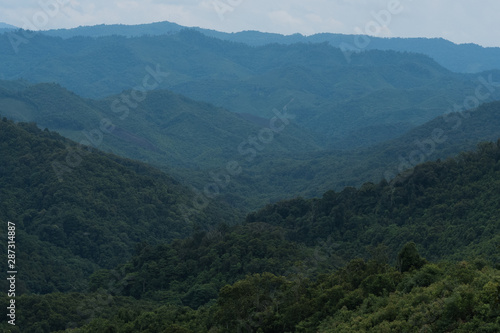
0,21,499,332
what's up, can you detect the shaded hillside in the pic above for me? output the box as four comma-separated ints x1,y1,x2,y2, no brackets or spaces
216,31,500,73
86,139,500,313
2,31,499,148
1,98,500,333
0,118,238,294
229,100,500,202
247,140,500,263
2,82,500,215
16,140,499,332
0,82,321,170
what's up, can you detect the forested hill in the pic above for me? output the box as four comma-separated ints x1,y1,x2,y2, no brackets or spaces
18,139,499,332
92,140,500,308
0,118,239,294
247,139,500,263
2,82,500,215
90,138,500,311
227,100,500,205
105,139,500,308
0,81,321,170
2,30,500,149
35,21,500,73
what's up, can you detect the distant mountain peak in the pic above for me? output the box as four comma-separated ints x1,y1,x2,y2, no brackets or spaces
33,21,500,73
0,22,18,29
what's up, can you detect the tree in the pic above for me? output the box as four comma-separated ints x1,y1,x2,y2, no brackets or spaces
396,242,427,273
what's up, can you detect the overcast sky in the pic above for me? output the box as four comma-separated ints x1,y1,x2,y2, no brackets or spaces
1,0,499,47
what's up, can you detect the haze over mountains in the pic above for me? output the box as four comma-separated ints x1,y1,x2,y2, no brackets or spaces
2,23,500,210
2,79,500,211
5,20,500,73
2,28,500,147
2,107,500,332
1,21,500,332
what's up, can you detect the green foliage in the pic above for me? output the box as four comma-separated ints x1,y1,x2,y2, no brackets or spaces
0,82,320,169
2,30,500,148
1,31,500,329
45,259,500,333
246,138,500,264
94,222,303,309
2,53,500,214
397,242,427,272
0,119,237,293
2,120,500,331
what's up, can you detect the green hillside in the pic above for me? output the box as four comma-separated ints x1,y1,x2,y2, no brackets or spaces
3,82,500,215
2,31,500,149
95,139,500,311
0,82,321,168
37,21,500,73
69,138,500,331
198,100,500,215
0,118,239,294
3,22,500,333
4,138,499,332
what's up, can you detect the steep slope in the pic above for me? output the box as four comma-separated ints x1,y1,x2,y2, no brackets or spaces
3,82,500,215
32,138,500,333
0,81,321,170
247,140,500,262
2,115,500,333
201,100,500,211
0,118,238,294
86,139,500,312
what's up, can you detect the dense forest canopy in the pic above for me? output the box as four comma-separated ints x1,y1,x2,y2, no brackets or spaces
1,118,499,332
0,118,239,294
1,22,500,332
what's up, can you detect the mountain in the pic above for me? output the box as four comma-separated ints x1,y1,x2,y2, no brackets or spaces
85,137,500,330
0,81,321,166
2,20,500,333
37,21,500,73
0,118,239,294
2,80,500,214
0,80,325,213
9,137,500,332
41,21,185,38
212,32,500,74
181,100,500,214
2,30,499,150
0,22,17,29
0,22,18,36
237,100,500,200
108,134,500,292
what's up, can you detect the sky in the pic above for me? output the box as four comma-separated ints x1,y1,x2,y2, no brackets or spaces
0,0,499,47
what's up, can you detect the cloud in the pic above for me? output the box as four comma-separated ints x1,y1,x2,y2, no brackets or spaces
268,10,303,29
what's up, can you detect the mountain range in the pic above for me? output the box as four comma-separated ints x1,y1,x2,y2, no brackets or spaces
31,20,500,73
2,29,500,150
1,115,500,332
1,21,500,332
2,77,500,212
4,20,500,74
